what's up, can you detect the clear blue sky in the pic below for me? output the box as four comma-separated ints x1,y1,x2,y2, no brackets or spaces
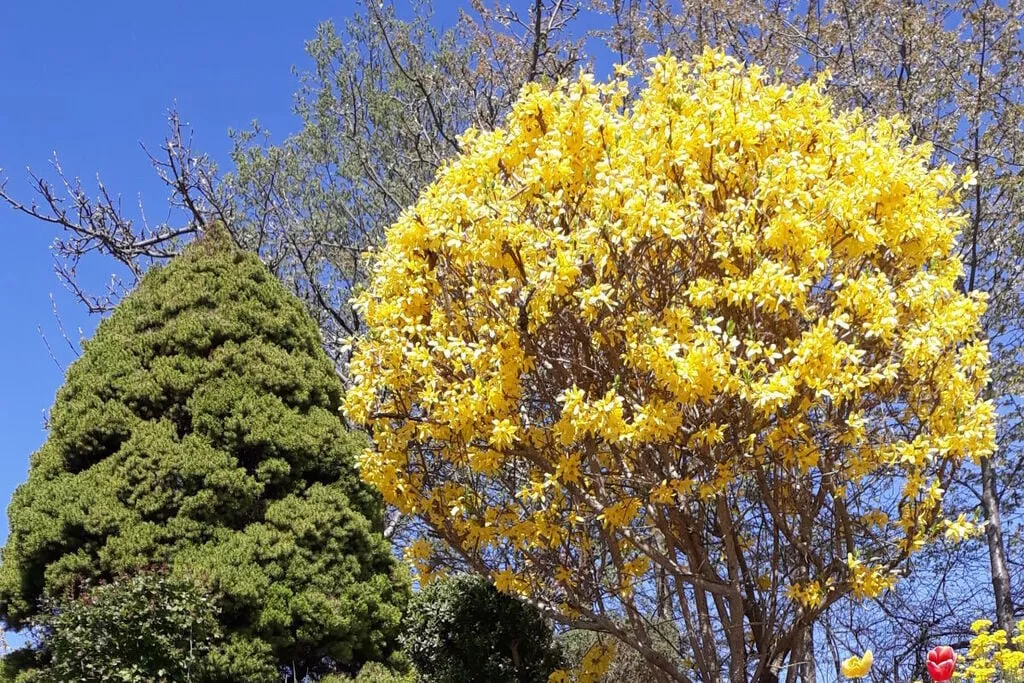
0,1,459,544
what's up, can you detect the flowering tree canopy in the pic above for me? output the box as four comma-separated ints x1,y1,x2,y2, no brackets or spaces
346,51,995,683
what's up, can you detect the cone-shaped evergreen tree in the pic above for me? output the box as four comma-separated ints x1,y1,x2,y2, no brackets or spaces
0,228,407,681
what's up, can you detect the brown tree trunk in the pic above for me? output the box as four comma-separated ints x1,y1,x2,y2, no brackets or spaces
981,454,1015,635
963,3,1015,646
786,628,816,683
757,656,785,683
804,628,816,683
786,633,803,683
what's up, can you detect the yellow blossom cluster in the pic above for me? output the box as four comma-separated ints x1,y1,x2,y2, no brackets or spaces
961,620,1024,683
346,48,995,673
548,641,616,683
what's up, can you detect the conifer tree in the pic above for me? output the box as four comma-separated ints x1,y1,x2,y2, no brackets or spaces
0,229,408,682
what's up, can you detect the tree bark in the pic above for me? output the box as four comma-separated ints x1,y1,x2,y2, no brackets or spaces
804,628,816,683
981,453,1015,635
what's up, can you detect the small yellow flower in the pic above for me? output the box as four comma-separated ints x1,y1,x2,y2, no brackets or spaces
971,618,993,634
842,650,873,678
613,62,634,78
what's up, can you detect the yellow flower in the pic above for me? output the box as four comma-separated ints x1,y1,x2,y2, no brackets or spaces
971,618,994,634
841,650,873,678
943,513,978,542
489,418,518,449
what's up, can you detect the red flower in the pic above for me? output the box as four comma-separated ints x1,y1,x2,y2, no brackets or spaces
926,645,956,681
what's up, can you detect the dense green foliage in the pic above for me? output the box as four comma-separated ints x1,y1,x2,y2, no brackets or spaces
403,574,561,683
322,661,415,683
0,231,408,681
37,572,220,682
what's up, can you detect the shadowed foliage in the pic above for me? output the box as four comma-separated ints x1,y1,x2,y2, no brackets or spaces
403,574,562,683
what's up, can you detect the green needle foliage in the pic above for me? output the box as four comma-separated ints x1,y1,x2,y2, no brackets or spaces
0,228,408,681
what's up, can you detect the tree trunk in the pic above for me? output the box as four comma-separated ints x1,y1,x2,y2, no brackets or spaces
787,628,816,683
753,649,788,683
786,633,803,683
804,628,816,683
981,454,1015,635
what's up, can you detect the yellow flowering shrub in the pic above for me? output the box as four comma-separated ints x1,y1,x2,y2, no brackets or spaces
961,620,1024,682
346,50,995,680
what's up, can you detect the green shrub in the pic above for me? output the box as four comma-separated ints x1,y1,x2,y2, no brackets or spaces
320,661,415,683
39,572,219,682
0,646,44,683
403,574,562,683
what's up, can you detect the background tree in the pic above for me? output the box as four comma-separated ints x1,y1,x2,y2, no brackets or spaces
345,52,995,682
557,626,684,682
0,229,408,682
597,4,1024,674
0,0,584,365
402,574,562,683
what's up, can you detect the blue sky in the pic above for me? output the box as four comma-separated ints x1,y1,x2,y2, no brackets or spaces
0,1,471,543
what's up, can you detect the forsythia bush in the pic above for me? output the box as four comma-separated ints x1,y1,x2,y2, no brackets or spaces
961,620,1024,683
347,49,995,680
